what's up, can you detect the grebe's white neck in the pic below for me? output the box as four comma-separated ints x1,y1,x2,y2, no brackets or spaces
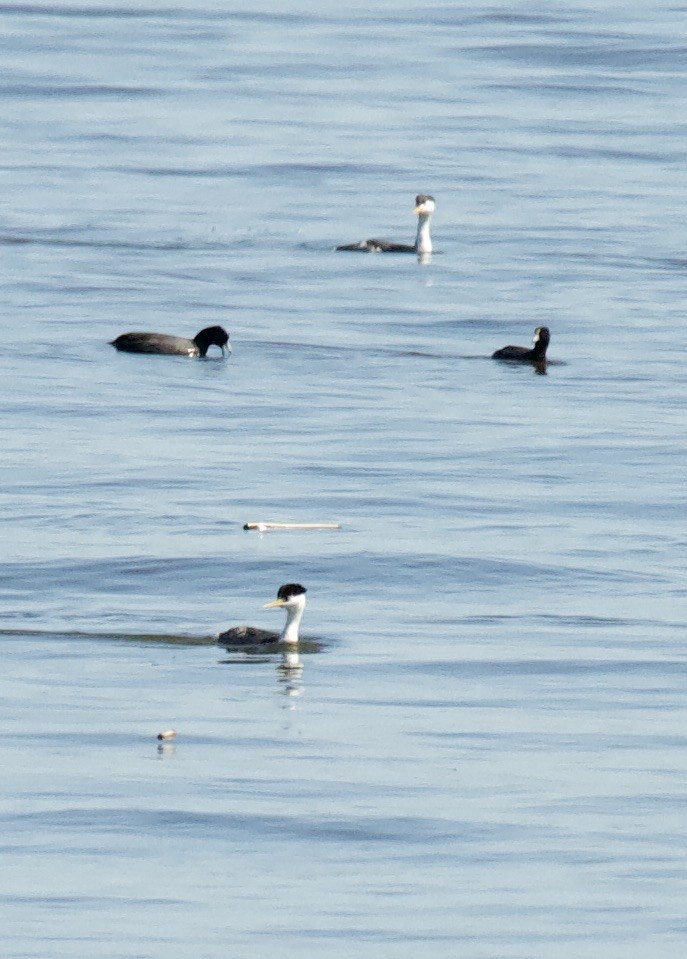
280,595,306,644
415,213,432,254
412,196,435,255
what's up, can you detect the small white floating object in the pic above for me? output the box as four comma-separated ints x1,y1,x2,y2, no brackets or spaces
156,729,177,741
243,522,341,532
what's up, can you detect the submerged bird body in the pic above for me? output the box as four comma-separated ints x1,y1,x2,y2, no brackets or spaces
219,583,307,647
337,195,435,254
338,238,416,254
110,325,230,357
492,326,550,363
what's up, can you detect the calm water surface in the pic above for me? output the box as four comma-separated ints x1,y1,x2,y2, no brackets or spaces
1,1,687,956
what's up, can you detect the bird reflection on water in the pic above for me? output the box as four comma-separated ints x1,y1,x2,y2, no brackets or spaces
218,637,323,703
277,648,304,703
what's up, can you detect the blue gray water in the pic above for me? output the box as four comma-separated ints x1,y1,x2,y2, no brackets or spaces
1,1,687,956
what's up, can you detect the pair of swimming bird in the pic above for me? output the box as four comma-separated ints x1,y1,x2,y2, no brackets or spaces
111,323,550,365
337,194,551,364
111,321,550,366
110,197,434,356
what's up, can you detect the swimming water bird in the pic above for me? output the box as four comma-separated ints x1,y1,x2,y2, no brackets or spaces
492,327,550,364
336,195,435,254
218,583,307,647
110,325,230,357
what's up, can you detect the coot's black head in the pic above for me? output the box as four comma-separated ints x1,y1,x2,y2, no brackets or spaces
194,325,229,347
193,325,231,356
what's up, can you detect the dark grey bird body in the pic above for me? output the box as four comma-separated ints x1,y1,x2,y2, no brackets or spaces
110,325,230,357
218,624,282,646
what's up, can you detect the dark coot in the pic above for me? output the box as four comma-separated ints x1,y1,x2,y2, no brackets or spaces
492,326,550,363
111,325,230,357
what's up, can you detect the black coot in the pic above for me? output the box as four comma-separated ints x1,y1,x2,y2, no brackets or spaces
111,325,230,357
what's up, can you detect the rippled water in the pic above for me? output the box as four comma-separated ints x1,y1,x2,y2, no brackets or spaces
2,1,687,956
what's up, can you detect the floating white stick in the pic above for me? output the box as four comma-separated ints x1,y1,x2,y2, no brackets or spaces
243,522,341,532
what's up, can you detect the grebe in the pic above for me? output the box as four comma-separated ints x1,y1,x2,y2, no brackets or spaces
218,583,307,647
336,195,435,254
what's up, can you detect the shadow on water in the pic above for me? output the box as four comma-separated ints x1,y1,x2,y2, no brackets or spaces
0,231,243,252
493,357,548,375
0,628,327,652
0,627,218,647
256,338,566,368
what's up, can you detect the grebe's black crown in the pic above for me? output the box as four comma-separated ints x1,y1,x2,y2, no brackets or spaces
277,583,307,601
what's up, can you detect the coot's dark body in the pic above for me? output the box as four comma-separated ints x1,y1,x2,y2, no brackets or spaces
492,326,550,363
110,325,230,357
